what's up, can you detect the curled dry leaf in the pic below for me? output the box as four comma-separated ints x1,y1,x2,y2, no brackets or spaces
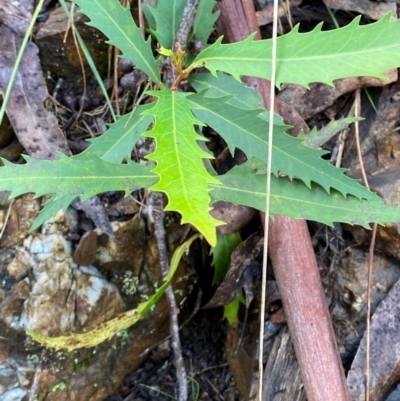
73,230,98,266
211,201,259,235
278,70,398,121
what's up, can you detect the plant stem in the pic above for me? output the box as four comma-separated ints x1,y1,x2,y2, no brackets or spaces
173,0,200,51
166,0,200,89
153,2,202,399
215,1,351,400
150,192,188,401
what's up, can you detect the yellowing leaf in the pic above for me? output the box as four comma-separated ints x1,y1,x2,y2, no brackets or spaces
142,88,222,246
28,234,201,351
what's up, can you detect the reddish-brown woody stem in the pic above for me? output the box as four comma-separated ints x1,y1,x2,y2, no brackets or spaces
215,1,351,400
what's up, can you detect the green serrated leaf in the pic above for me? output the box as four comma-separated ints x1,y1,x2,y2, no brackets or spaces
72,0,161,83
141,0,157,30
28,233,201,351
142,88,222,246
211,232,241,285
193,0,220,45
210,160,400,227
189,72,285,125
190,72,263,109
0,153,158,201
30,195,77,232
193,15,400,87
146,0,186,48
29,105,154,232
76,104,154,163
189,92,377,200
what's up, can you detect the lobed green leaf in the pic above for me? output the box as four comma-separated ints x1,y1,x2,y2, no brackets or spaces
189,72,286,123
193,15,400,88
145,0,186,48
76,104,154,163
210,160,400,227
189,91,377,200
142,88,222,246
72,0,161,83
300,117,363,149
193,0,220,45
30,195,78,232
0,153,157,201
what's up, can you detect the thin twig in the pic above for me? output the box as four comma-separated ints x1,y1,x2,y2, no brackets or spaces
0,198,14,241
150,2,202,400
28,350,45,401
259,0,279,399
354,90,368,186
164,0,200,88
353,88,377,401
365,223,377,401
173,0,200,52
139,286,203,358
70,14,88,124
150,192,188,401
113,47,121,116
138,0,145,37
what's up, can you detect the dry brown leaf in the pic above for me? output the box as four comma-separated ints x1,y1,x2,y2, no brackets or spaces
0,0,32,37
204,234,263,309
347,278,400,401
278,70,397,120
323,0,395,21
0,25,71,159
